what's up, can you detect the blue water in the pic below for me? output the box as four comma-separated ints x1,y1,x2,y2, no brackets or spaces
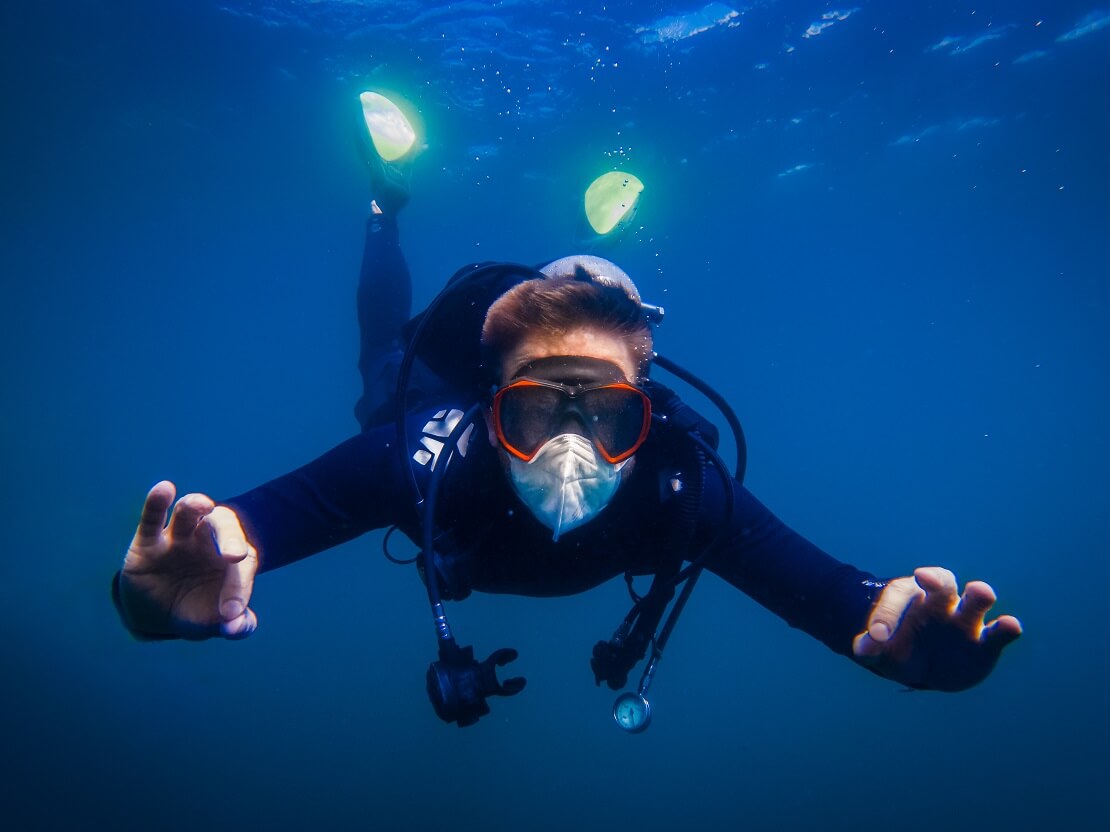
2,0,1108,829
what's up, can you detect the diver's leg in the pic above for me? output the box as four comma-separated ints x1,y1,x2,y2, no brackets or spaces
353,92,419,431
354,206,411,431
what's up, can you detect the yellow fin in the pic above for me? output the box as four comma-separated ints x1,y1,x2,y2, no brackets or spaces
584,171,644,235
359,91,417,162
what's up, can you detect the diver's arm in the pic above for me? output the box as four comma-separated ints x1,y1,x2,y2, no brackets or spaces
703,480,1022,690
221,422,415,574
700,480,885,658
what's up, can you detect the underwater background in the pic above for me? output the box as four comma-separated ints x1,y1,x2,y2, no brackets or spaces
2,0,1108,829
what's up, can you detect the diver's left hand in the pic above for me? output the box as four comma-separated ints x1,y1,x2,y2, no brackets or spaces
852,566,1023,691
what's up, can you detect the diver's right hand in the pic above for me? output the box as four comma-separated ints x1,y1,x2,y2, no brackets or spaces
117,481,259,640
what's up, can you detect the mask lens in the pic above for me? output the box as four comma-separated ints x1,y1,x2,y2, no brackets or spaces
496,382,564,460
579,386,649,462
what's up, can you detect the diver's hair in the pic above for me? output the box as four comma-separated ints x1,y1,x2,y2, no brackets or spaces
481,276,653,379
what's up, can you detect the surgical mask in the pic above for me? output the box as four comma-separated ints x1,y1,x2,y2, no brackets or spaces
508,433,629,541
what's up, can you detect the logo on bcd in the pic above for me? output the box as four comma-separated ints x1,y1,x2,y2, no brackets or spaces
413,409,475,471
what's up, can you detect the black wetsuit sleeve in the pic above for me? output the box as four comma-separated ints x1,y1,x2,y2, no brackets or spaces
701,475,887,658
221,425,414,573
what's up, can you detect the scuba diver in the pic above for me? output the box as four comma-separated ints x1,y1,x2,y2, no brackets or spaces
114,92,1022,731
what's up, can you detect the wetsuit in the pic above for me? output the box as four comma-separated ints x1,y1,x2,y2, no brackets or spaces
220,209,888,660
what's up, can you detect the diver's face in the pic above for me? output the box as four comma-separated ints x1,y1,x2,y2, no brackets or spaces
489,327,643,539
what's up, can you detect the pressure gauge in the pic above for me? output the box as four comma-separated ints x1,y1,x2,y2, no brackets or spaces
612,691,652,733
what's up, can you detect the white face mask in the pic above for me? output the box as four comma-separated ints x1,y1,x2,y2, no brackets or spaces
507,433,629,542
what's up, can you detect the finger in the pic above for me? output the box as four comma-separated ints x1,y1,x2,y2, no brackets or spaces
221,607,258,640
914,566,959,617
167,492,217,544
205,505,252,563
133,481,176,547
982,614,1023,651
852,629,886,660
855,576,922,655
218,551,259,639
203,506,258,625
954,580,997,634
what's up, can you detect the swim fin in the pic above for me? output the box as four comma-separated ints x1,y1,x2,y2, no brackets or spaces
583,171,644,236
357,91,420,214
